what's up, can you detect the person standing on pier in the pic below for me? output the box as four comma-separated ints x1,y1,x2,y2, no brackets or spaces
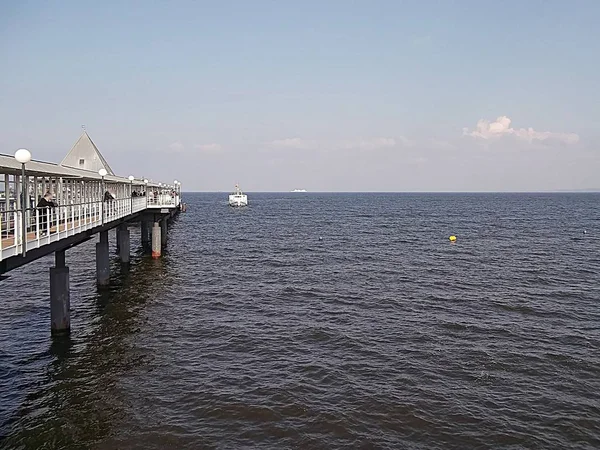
103,190,115,220
37,191,57,236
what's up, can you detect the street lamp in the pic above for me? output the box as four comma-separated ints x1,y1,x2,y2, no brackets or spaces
99,168,107,194
99,168,107,193
14,148,31,256
143,179,148,204
128,175,134,212
172,181,178,204
99,168,107,224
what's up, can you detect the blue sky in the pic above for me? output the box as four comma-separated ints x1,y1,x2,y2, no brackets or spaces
1,0,598,191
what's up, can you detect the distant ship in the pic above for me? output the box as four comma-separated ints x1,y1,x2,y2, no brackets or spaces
228,184,248,207
291,189,307,192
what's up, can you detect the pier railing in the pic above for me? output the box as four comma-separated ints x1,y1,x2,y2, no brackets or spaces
1,195,179,261
147,194,179,208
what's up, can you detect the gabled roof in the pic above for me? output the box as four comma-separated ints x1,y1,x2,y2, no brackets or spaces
60,131,115,175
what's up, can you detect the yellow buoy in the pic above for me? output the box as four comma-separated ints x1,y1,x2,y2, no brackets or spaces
449,235,457,242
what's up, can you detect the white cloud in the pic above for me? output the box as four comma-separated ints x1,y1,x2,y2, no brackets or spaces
169,141,184,152
463,116,579,144
194,143,222,152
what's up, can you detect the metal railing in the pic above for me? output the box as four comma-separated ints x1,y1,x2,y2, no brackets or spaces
1,194,179,261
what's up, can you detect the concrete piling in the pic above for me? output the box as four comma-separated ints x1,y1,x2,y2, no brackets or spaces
118,224,130,263
152,222,161,258
160,219,168,246
50,250,70,335
96,230,110,285
141,219,151,249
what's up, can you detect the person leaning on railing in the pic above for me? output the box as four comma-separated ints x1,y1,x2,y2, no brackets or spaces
37,191,58,236
103,190,115,218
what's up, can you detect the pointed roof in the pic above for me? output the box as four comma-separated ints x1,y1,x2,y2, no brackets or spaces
60,131,115,175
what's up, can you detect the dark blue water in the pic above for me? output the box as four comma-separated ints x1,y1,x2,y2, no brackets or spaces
1,193,600,449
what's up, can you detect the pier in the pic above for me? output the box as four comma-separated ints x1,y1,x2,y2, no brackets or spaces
0,132,184,335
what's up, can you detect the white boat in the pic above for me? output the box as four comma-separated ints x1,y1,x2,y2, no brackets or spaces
228,184,248,207
291,189,307,192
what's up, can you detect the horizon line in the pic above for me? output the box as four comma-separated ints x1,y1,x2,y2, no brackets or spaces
180,189,600,194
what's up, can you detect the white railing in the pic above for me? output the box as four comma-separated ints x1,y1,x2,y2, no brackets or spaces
147,194,178,208
1,194,180,262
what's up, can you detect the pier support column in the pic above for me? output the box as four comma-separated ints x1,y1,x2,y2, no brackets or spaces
50,250,70,335
152,222,161,259
118,224,130,263
141,219,151,249
115,227,121,253
160,218,168,246
96,230,110,286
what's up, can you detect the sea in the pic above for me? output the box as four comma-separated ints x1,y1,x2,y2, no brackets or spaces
1,192,599,449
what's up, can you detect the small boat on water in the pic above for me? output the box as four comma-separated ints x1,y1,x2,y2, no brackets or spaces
228,184,248,207
291,188,307,192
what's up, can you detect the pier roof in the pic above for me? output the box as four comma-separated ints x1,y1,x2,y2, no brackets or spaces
0,153,152,183
60,132,115,175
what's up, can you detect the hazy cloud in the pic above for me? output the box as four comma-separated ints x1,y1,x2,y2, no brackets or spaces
340,137,400,150
269,138,316,149
425,138,456,150
169,141,185,152
194,143,222,152
270,136,413,151
463,116,579,144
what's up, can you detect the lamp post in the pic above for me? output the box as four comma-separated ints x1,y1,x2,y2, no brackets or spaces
14,148,32,256
143,179,148,205
128,175,134,213
99,168,107,224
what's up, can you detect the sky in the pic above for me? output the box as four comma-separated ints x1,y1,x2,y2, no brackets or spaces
1,0,599,192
